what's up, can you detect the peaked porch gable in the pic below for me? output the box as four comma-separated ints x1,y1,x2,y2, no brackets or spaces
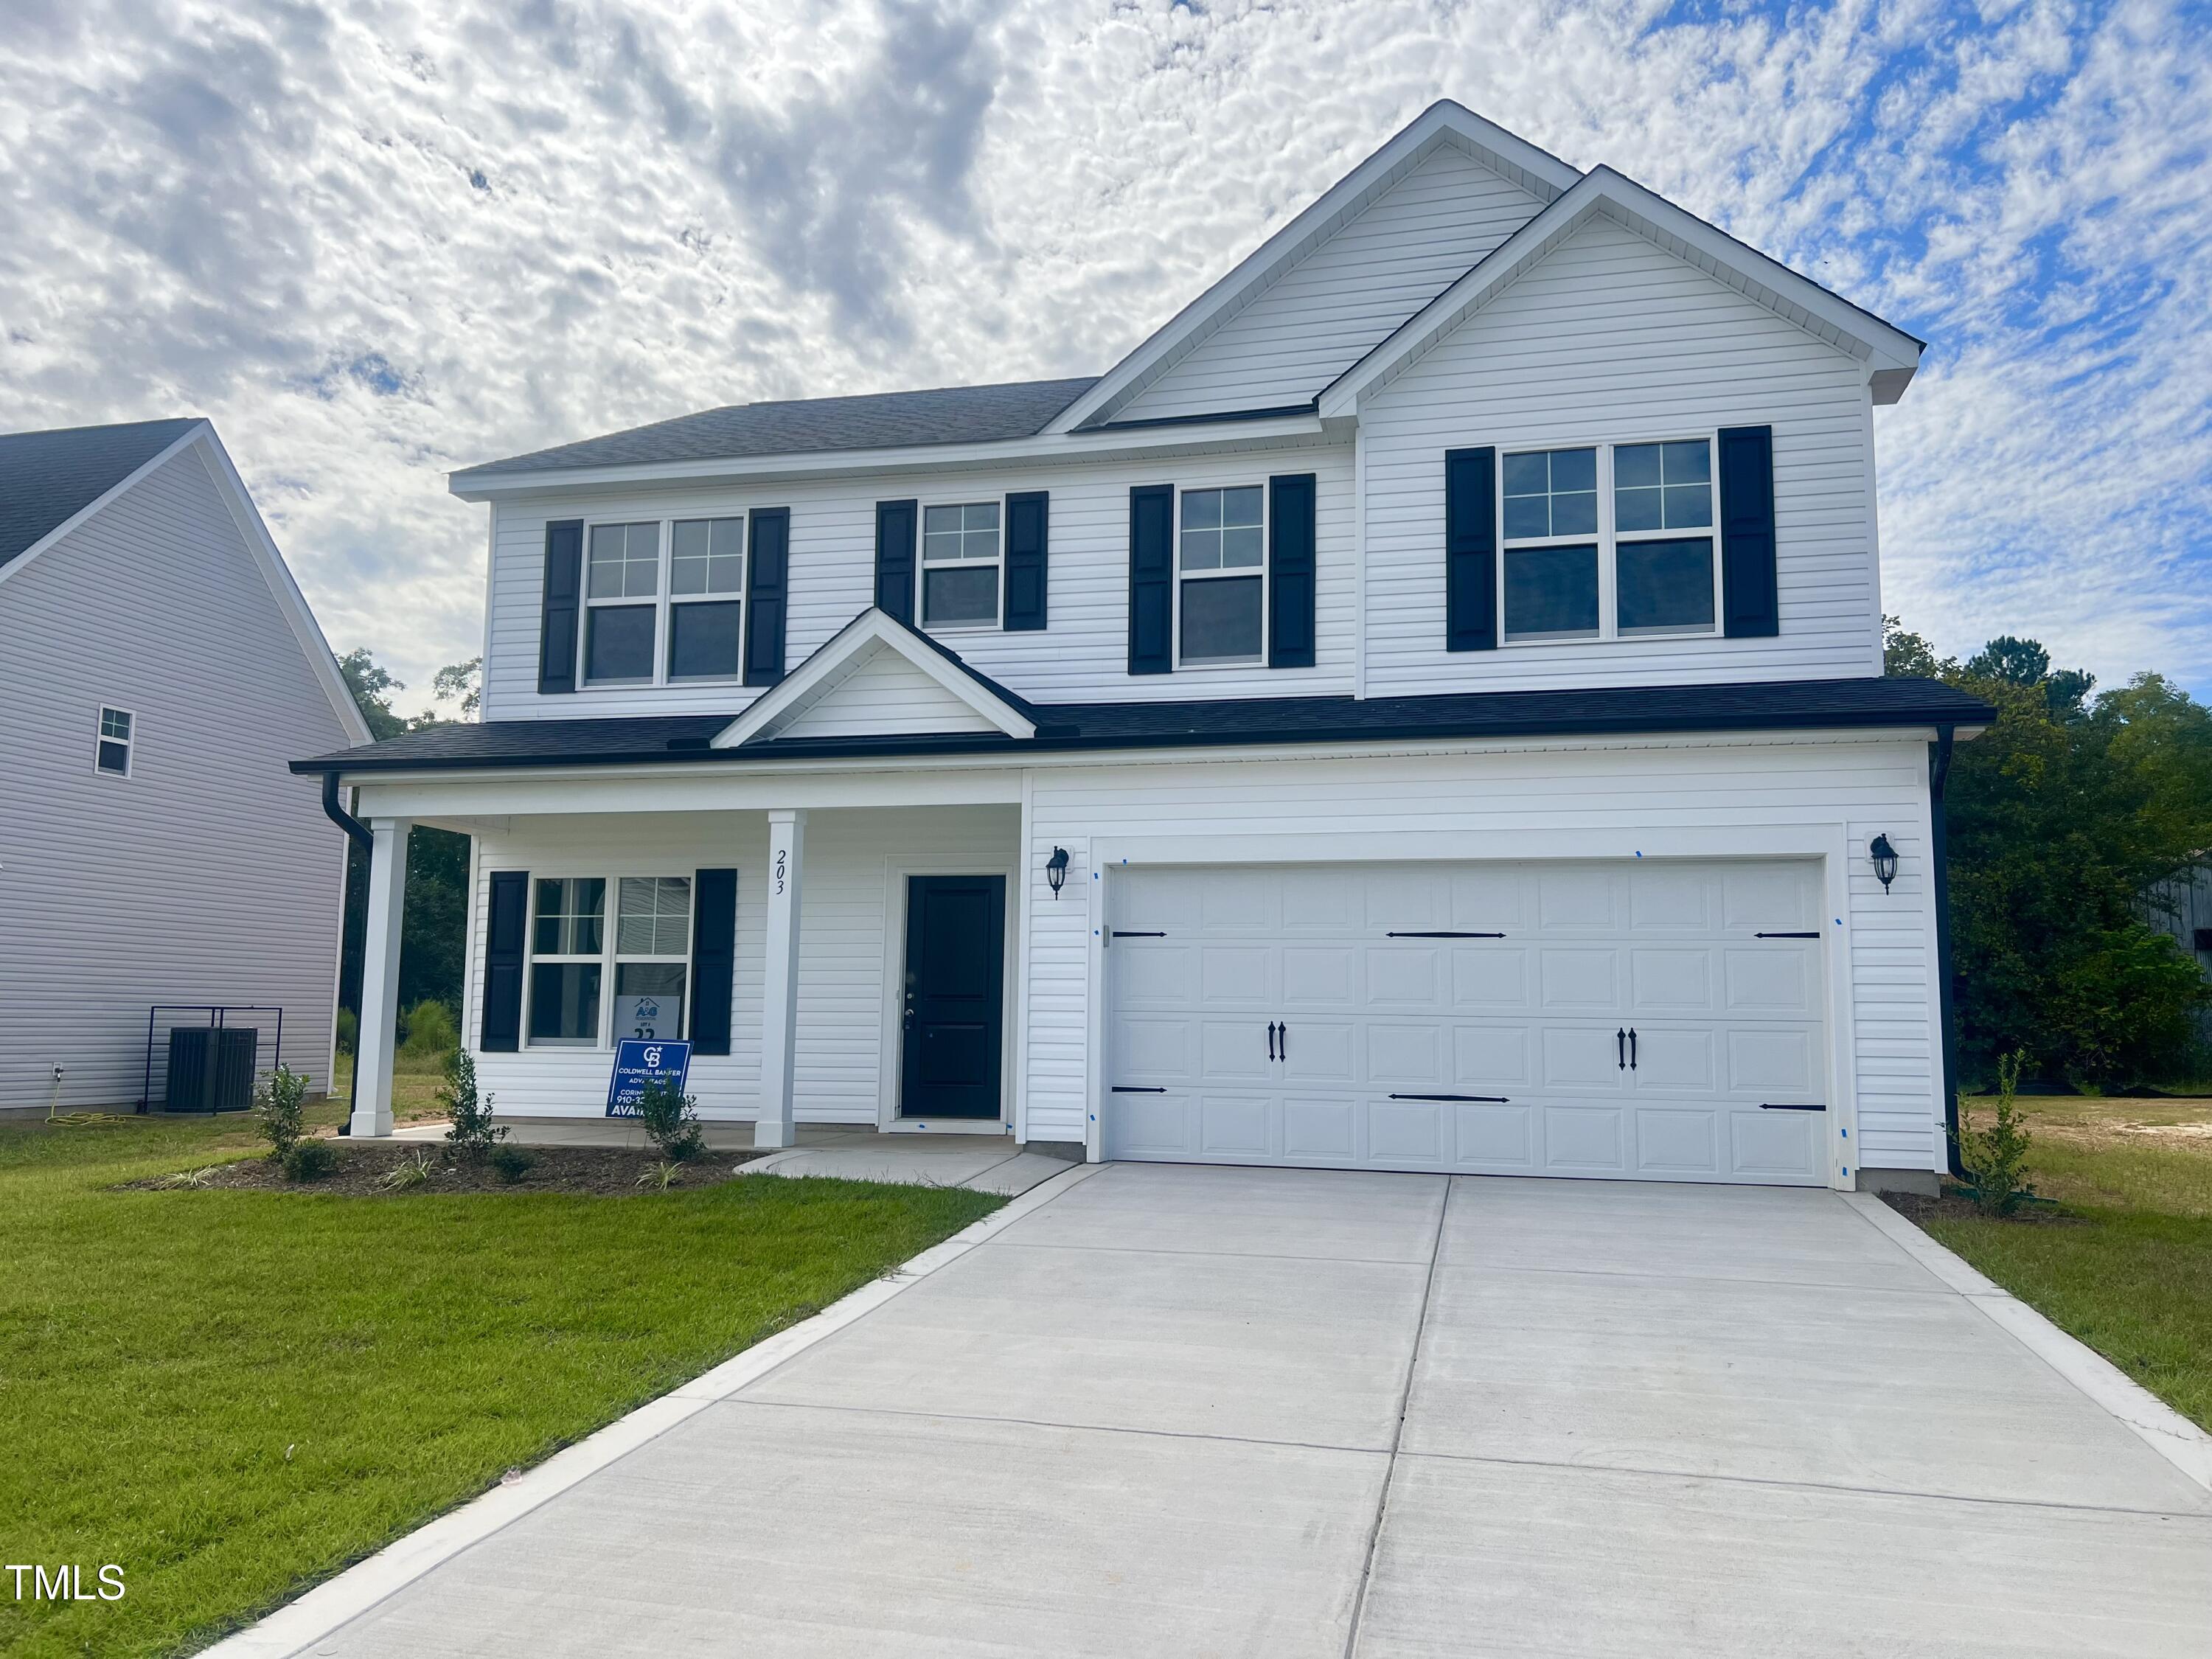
711,608,1040,749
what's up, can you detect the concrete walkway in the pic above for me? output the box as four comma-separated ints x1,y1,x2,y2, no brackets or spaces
272,1167,2212,1657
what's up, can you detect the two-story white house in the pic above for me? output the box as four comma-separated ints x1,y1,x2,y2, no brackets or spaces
301,102,1991,1194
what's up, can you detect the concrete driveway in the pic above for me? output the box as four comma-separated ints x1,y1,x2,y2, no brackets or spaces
300,1165,2212,1658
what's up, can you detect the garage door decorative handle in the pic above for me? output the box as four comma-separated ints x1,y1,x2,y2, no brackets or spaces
1110,1086,1166,1093
1110,931,1165,939
1759,1102,1826,1111
1756,931,1820,939
1629,1028,1638,1069
1389,1093,1511,1103
1617,1028,1626,1069
1385,931,1506,939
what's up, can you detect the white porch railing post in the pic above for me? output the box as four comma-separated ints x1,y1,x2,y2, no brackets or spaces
758,808,807,1149
352,817,410,1138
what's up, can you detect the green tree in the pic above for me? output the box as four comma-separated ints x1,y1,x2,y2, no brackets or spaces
1891,625,2211,1088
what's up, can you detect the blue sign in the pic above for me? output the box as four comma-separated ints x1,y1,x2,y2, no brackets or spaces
606,1038,692,1118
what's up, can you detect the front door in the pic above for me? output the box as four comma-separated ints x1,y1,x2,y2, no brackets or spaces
901,875,1006,1120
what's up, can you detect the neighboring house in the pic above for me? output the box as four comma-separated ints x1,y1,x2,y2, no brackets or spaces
2144,860,2212,1040
299,102,1993,1194
0,419,369,1113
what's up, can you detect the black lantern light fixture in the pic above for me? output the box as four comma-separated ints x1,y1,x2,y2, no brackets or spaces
1045,846,1071,899
1869,833,1899,894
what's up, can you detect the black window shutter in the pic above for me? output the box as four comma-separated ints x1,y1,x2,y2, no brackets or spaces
1127,484,1174,675
689,869,738,1055
1004,491,1049,631
875,499,917,625
1267,473,1317,669
1444,448,1498,651
538,521,583,693
743,508,790,686
481,871,529,1052
1719,425,1779,637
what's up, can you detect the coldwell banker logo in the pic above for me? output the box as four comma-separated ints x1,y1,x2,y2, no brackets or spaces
7,1562,125,1601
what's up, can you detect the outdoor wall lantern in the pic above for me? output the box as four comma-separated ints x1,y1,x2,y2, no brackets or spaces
1869,834,1899,894
1046,846,1071,898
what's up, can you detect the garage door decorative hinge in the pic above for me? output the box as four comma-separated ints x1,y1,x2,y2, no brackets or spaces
1110,1085,1167,1093
1759,1102,1827,1111
1110,931,1165,938
1754,931,1820,939
1385,931,1506,939
1388,1093,1511,1103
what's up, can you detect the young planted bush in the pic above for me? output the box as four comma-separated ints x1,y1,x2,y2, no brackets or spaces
282,1140,338,1183
440,1050,507,1158
1955,1049,2038,1217
488,1144,535,1185
633,1076,706,1163
254,1063,311,1161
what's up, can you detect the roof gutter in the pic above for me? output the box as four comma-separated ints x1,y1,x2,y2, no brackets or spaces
321,774,375,1137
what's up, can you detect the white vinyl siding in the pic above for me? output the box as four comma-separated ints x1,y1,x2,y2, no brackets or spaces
1117,145,1548,423
1020,734,1939,1169
775,648,1004,740
464,806,1018,1122
1360,213,1882,692
479,444,1357,720
0,445,352,1110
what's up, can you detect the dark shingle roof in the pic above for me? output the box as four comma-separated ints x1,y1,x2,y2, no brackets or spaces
294,676,1994,774
453,378,1101,482
0,418,204,568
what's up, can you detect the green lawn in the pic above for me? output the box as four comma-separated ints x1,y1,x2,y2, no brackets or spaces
0,1110,1002,1658
1915,1093,2212,1433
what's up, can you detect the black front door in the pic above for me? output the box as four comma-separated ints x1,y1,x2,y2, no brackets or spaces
901,874,1006,1119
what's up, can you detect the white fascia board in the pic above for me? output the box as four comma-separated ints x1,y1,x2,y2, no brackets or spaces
1043,102,1583,436
447,412,1329,503
192,428,376,745
710,608,1037,748
1319,167,1925,420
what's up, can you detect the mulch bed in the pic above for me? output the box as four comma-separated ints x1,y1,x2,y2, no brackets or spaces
1884,1189,2081,1228
128,1141,768,1197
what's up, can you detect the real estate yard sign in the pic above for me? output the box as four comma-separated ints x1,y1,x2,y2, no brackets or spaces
605,1039,692,1118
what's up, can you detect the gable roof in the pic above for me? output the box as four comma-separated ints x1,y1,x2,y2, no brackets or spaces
1318,166,1926,415
453,378,1099,484
711,608,1040,748
1043,101,1584,434
293,675,1996,776
0,417,205,568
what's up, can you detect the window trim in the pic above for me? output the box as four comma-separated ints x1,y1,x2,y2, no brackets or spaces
518,869,703,1051
93,705,134,778
579,514,751,689
1494,432,1723,648
915,494,1007,634
1172,479,1270,670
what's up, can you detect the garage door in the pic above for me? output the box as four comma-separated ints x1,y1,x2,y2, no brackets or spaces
1105,860,1832,1185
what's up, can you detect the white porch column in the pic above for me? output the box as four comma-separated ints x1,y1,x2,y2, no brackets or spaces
351,816,409,1138
757,808,806,1149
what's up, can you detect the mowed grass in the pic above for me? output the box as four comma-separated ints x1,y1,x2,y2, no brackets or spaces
1916,1093,2212,1432
0,1110,1002,1658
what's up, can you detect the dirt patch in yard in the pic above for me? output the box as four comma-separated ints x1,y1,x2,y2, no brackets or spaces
127,1142,769,1197
1883,1190,2083,1228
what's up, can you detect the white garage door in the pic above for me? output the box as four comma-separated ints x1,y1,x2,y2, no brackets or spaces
1105,860,1832,1185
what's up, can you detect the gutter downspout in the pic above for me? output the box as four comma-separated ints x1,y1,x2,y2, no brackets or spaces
321,773,375,1138
1929,726,1963,1178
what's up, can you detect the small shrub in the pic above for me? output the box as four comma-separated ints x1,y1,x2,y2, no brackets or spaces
255,1064,311,1161
156,1166,221,1190
488,1144,535,1185
636,1161,684,1191
378,1149,437,1192
282,1140,338,1183
633,1075,706,1163
335,1006,358,1056
440,1050,506,1158
1955,1049,2037,1217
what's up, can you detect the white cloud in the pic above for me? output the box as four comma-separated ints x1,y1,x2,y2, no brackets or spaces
1,0,2205,712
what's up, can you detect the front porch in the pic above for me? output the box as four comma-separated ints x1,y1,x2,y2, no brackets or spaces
346,788,1045,1151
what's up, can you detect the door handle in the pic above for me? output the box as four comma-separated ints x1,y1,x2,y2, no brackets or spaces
1628,1028,1638,1070
1617,1028,1626,1071
1267,1021,1277,1061
1279,1023,1287,1061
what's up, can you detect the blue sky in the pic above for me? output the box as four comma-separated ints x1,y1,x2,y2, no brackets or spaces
1,0,2206,712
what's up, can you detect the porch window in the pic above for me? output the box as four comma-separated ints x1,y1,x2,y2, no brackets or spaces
1178,485,1264,664
921,502,1001,627
613,876,690,1042
527,877,605,1046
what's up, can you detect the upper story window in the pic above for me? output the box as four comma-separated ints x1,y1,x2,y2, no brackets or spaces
582,516,746,686
1178,484,1265,665
1499,439,1717,644
922,502,1001,627
94,706,133,776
